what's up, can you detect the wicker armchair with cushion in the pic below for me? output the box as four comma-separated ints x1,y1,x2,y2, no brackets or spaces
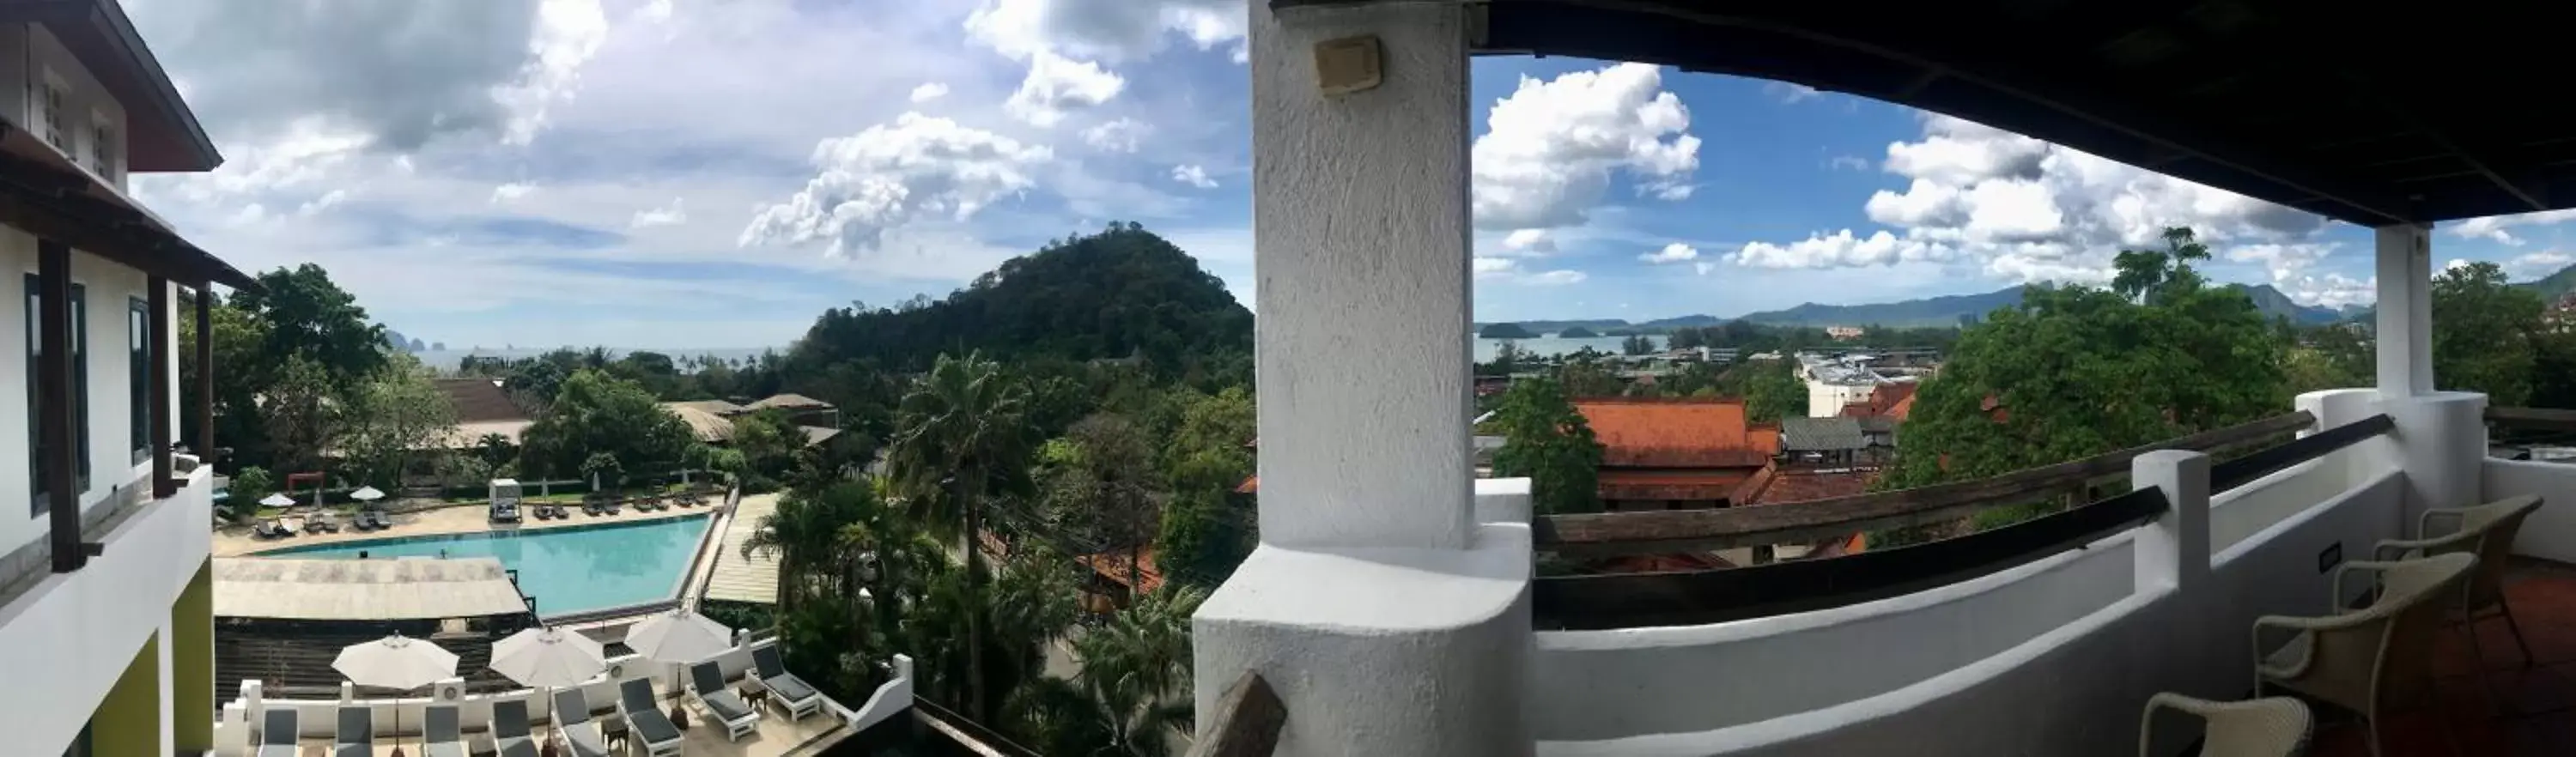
2253,552,2476,757
2374,494,2545,667
2139,693,2311,757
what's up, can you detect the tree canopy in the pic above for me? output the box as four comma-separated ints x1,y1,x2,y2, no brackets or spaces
518,369,696,479
1489,378,1603,515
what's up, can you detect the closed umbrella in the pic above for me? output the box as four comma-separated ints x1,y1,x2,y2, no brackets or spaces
334,633,458,757
625,609,733,726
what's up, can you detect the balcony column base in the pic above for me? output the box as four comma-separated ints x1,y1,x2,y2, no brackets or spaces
1193,524,1533,757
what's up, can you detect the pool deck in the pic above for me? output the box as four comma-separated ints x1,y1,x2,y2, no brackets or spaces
703,493,785,605
215,500,720,558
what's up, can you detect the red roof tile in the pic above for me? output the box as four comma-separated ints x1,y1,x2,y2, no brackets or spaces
1236,475,1258,494
1599,469,1756,501
1731,463,1876,506
1081,547,1164,596
1573,397,1781,468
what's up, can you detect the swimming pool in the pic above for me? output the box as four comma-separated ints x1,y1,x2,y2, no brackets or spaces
258,514,714,618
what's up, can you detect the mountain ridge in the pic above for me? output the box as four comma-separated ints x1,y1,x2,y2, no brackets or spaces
1476,282,2353,333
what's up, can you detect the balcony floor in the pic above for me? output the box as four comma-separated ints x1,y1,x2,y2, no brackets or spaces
2306,560,2576,756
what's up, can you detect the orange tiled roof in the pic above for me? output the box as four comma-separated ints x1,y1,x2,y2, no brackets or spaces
1840,382,1919,420
1573,397,1781,468
1082,547,1164,596
1236,475,1258,494
1599,469,1756,501
1730,463,1876,506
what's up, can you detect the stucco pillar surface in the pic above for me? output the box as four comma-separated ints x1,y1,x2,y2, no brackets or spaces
2379,391,2488,525
1198,3,1533,756
2373,224,2433,398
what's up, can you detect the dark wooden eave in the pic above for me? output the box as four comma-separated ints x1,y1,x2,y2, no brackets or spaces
0,123,255,290
1274,0,2576,226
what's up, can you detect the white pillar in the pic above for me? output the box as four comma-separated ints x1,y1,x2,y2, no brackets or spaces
1251,0,1473,551
2130,450,2211,595
1198,5,1531,757
2373,224,2433,397
2380,391,2488,524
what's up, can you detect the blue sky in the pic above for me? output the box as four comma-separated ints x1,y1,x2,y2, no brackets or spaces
118,0,2576,349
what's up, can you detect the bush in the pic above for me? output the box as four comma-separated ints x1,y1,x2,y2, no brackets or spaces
228,467,275,503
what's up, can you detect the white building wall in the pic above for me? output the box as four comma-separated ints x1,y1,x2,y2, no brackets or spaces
1804,381,1874,418
0,466,210,754
16,21,131,188
0,231,163,561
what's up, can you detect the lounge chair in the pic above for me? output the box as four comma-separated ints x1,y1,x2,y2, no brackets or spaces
334,706,372,757
2375,494,2548,668
253,518,289,539
359,509,392,530
617,678,685,757
255,708,298,757
551,687,613,757
688,661,761,742
750,644,824,720
485,699,538,757
422,704,467,757
2138,693,2311,757
2255,552,2476,757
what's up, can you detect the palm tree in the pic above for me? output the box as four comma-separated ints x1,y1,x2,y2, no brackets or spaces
741,483,872,618
1073,585,1208,755
888,352,1036,718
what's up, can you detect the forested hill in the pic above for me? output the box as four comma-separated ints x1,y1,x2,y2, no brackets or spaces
787,224,1254,377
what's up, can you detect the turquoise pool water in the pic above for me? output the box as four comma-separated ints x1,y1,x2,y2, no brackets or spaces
258,515,713,617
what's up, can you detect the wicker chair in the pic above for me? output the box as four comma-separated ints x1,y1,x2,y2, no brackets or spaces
2374,494,2545,667
2139,693,2312,757
2253,552,2476,757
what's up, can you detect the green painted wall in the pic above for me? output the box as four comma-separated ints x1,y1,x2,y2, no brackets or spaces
91,633,161,757
172,558,215,750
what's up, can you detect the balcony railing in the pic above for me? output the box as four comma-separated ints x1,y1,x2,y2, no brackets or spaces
1532,411,2395,629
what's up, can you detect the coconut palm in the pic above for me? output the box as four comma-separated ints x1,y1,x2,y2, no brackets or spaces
1073,585,1208,755
887,351,1038,718
741,482,872,617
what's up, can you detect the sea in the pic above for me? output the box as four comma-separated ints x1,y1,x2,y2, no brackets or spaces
1473,334,1659,363
411,347,778,374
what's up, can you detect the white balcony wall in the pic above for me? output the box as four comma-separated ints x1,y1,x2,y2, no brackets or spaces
1532,531,2136,742
0,21,130,187
2482,458,2576,562
0,233,168,564
0,466,210,753
1534,439,2412,756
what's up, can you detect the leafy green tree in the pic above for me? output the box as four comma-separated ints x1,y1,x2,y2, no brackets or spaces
227,263,387,390
1490,378,1604,515
263,356,343,474
1724,360,1808,422
180,291,270,466
228,466,276,518
1556,354,1624,397
1066,585,1208,757
580,452,624,491
338,355,456,488
1881,227,2285,536
518,369,695,479
2431,261,2543,405
888,351,1037,719
730,409,802,487
1621,333,1656,355
474,433,517,468
1043,414,1166,590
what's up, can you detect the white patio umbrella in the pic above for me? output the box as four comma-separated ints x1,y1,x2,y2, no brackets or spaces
334,633,458,757
258,493,295,508
350,486,386,503
624,609,734,725
489,626,606,689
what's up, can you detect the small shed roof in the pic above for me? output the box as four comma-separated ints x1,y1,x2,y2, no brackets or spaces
746,393,833,411
212,557,529,621
663,403,735,443
1780,416,1868,451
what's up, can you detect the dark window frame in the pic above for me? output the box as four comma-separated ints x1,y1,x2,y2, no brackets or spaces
129,296,148,465
27,274,88,515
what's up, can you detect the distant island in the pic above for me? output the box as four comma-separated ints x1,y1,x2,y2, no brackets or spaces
1478,323,1537,339
1556,326,1601,338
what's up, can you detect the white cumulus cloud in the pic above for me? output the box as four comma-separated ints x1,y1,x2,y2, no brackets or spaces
740,112,1053,255
489,181,537,203
1081,118,1150,152
1003,51,1125,127
909,82,951,103
2450,209,2576,246
1640,243,1698,263
1472,256,1585,286
964,0,1244,64
630,197,686,228
1496,228,1556,257
1735,113,2326,284
1170,164,1216,189
1471,63,1699,230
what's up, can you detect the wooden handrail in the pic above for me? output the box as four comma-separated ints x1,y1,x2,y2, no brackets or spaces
1188,670,1286,757
2486,405,2576,433
1534,410,2317,557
